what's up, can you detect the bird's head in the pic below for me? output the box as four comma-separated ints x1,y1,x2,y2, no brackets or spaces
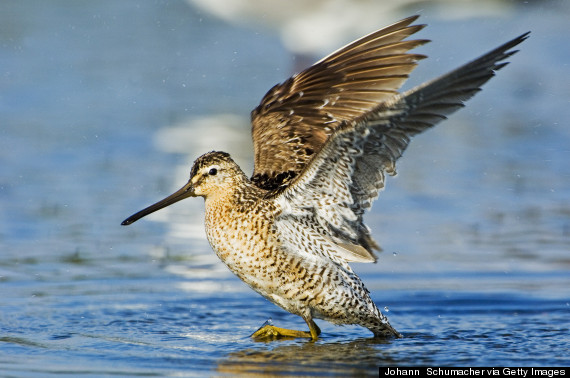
121,151,243,225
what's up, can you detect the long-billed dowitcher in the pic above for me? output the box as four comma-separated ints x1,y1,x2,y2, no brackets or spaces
122,16,528,340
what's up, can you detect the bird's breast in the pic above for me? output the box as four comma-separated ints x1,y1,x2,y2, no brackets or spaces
203,198,283,287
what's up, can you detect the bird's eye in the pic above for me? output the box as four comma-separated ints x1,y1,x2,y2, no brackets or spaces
208,168,217,176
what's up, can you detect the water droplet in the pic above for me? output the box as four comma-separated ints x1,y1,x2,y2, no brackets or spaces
392,251,398,256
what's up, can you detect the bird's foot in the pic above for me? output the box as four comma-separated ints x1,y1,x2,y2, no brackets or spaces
251,319,320,341
251,324,313,340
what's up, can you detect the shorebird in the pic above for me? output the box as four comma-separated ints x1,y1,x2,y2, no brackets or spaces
122,16,528,340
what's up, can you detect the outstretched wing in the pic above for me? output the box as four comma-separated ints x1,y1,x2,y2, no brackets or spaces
272,32,529,262
251,15,428,190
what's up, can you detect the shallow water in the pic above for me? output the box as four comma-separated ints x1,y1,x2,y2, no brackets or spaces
1,0,569,376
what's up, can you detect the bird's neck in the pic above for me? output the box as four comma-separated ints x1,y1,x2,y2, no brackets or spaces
204,174,262,209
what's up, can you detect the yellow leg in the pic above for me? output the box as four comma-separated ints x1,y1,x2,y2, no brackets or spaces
251,318,321,341
307,319,321,340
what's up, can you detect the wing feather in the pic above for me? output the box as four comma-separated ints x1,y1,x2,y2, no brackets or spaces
251,15,428,191
272,32,529,262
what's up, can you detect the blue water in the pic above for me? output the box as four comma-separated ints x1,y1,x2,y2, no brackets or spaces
1,0,569,376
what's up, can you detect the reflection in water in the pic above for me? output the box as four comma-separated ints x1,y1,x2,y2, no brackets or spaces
217,337,394,376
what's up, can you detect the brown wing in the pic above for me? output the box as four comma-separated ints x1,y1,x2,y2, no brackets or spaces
273,32,529,258
250,15,429,190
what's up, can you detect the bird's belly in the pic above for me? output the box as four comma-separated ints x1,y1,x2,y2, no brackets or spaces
206,229,322,314
206,233,359,322
204,211,378,325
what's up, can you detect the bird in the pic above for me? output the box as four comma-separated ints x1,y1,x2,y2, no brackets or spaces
122,15,528,340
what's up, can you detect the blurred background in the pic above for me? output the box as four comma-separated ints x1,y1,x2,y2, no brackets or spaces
1,0,568,375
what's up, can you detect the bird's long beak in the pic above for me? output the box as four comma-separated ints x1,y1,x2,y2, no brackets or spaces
121,181,194,226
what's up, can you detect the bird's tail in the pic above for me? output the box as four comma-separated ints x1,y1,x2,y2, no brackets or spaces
371,320,402,338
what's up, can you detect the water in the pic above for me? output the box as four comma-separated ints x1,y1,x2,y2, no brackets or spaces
1,0,569,375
